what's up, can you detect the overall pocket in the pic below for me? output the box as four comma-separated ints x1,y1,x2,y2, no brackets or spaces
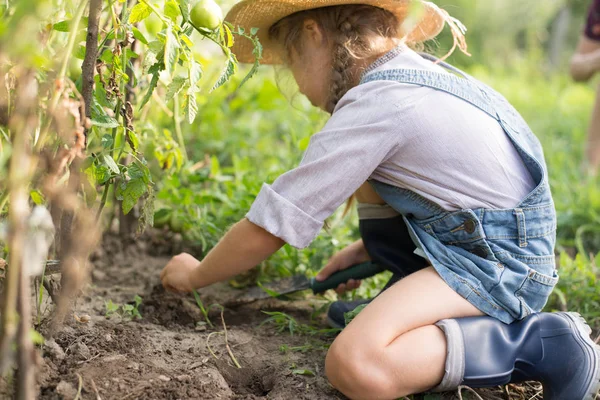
515,268,559,318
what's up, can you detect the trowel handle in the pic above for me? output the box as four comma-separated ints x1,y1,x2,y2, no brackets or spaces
310,262,385,294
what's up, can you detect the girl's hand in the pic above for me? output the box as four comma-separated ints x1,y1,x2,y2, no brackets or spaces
160,253,201,293
316,240,370,295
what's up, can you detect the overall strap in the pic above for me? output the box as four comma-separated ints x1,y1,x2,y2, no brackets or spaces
361,67,498,122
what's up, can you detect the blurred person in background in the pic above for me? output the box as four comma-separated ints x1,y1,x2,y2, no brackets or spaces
570,0,600,175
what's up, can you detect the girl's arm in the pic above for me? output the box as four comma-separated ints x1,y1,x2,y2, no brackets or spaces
160,218,284,292
570,35,600,82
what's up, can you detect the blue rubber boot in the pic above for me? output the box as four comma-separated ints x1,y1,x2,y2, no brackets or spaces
326,273,401,329
435,312,600,399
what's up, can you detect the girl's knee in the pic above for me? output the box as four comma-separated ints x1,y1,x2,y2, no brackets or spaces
325,337,399,399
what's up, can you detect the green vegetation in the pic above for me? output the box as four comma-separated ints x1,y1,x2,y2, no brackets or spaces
1,1,599,396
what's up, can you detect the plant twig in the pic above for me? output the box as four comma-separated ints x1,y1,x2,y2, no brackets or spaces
90,378,102,400
458,385,485,400
206,331,223,361
217,306,241,369
204,306,241,369
81,0,103,140
74,373,83,400
0,69,38,398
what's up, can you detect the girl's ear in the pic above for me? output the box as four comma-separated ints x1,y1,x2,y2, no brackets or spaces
302,18,325,46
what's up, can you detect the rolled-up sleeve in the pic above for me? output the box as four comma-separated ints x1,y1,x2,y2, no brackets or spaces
246,82,402,248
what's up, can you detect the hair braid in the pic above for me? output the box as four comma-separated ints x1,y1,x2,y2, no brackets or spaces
327,15,355,113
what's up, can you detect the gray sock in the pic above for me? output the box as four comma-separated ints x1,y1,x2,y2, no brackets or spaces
430,319,465,392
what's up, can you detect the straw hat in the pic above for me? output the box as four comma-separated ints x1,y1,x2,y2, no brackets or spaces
225,0,463,64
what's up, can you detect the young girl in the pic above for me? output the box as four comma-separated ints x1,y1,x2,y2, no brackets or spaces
161,1,600,398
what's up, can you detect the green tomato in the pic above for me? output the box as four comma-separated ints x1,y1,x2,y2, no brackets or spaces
169,213,185,233
68,58,82,80
190,0,223,31
144,12,163,36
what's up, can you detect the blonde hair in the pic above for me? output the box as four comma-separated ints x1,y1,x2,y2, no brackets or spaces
269,5,402,114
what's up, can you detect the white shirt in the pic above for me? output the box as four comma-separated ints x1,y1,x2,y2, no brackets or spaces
246,47,536,248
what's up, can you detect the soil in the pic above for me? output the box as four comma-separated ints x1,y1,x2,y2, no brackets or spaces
0,231,583,400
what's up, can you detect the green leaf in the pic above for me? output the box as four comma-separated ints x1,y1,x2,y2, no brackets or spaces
74,45,86,60
128,161,151,183
164,0,181,23
212,52,237,91
250,27,259,36
30,329,45,345
103,154,120,175
30,190,44,205
117,177,148,215
127,129,140,151
239,39,262,88
178,0,191,21
165,76,187,102
91,98,119,128
184,93,198,124
210,155,220,176
139,70,161,110
94,165,112,185
344,304,368,326
180,33,193,49
52,20,71,32
129,3,152,23
164,26,180,74
224,24,234,48
188,59,202,88
292,369,315,377
101,134,114,149
132,27,148,44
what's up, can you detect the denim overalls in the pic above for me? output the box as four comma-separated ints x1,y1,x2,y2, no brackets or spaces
360,56,558,324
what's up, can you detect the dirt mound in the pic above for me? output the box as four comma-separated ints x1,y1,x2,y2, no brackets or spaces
28,233,343,400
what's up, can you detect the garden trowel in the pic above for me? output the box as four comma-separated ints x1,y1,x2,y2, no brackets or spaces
234,262,384,303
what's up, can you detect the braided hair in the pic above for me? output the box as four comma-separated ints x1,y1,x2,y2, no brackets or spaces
269,5,400,114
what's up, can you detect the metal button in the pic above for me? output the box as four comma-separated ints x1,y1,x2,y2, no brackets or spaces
497,263,504,269
464,220,476,234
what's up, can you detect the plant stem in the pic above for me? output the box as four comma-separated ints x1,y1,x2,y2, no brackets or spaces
96,180,111,222
0,69,38,398
218,306,241,369
173,95,187,161
192,290,213,327
81,0,104,140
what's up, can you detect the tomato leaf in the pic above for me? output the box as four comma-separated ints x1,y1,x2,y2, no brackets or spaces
166,76,187,102
103,154,120,175
164,0,181,23
184,92,198,124
224,24,234,48
178,0,191,22
132,27,148,44
139,67,161,110
164,26,180,74
129,3,152,24
212,52,237,91
91,98,119,128
188,59,202,88
52,20,71,32
117,176,148,215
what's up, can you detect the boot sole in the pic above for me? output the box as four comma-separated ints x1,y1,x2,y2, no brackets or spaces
563,312,600,400
326,316,345,330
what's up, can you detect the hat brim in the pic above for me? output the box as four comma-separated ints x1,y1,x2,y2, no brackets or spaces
225,0,446,64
